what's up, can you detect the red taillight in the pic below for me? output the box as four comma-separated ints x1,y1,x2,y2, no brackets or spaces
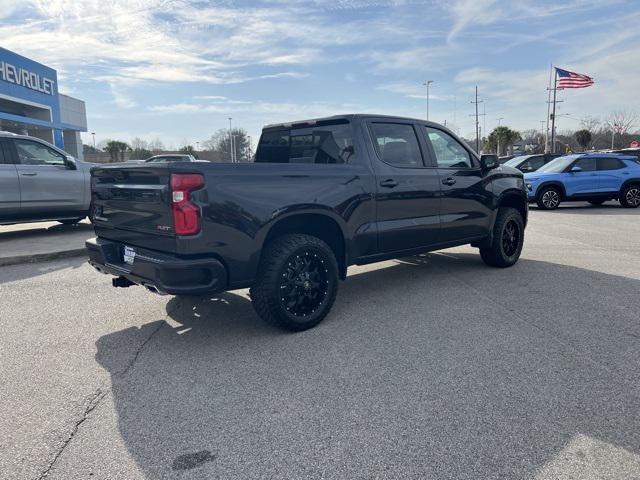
170,173,204,235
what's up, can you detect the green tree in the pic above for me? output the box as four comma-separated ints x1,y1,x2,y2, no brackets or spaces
575,129,592,151
103,140,130,162
485,127,521,156
179,145,198,159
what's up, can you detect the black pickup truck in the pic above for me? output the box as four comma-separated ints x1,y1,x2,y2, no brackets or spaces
87,115,527,331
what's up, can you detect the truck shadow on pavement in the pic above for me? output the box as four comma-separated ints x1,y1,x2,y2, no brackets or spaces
94,252,640,479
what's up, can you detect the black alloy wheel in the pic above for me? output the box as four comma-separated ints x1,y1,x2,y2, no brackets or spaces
279,251,329,318
501,219,520,257
251,234,339,331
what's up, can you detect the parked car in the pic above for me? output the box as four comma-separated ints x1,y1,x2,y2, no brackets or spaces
503,153,562,173
524,153,640,209
144,154,200,163
87,114,528,331
0,132,94,225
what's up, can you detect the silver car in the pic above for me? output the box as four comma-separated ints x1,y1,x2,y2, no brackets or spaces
0,132,93,225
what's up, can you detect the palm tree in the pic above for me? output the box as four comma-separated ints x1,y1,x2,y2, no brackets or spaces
103,140,130,162
575,129,592,151
486,127,521,156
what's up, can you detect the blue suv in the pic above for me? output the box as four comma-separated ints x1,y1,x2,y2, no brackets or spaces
524,153,640,209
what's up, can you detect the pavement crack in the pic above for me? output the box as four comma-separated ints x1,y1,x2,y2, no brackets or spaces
118,320,165,376
36,387,108,480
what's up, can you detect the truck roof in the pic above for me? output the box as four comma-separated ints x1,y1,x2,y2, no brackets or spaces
263,114,441,130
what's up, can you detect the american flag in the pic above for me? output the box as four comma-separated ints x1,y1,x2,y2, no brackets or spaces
556,67,594,89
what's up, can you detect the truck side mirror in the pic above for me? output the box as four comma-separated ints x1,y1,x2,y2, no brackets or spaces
480,154,499,171
65,155,77,170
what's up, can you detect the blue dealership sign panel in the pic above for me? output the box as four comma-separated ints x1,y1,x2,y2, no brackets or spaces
0,47,74,149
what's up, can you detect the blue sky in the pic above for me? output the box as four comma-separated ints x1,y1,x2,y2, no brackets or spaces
1,0,638,148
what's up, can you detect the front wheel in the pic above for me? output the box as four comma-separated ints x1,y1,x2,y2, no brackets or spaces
480,207,525,268
250,234,339,332
620,184,640,208
536,186,561,210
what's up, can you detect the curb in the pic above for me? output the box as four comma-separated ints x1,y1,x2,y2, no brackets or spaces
0,248,87,267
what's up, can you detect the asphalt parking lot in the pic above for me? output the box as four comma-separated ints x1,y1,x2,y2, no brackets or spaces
1,203,639,480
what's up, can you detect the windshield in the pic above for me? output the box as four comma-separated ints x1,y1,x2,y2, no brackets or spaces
504,156,528,167
146,156,186,163
536,155,580,173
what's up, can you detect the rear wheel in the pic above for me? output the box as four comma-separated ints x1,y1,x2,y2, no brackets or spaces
536,186,561,210
620,184,640,208
250,234,339,332
588,199,605,206
480,207,525,268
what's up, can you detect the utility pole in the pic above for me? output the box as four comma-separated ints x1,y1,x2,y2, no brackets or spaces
495,118,504,156
424,80,434,121
91,132,96,150
228,117,234,163
470,86,483,153
482,102,487,146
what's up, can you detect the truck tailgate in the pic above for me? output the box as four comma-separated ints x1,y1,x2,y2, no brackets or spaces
91,164,177,252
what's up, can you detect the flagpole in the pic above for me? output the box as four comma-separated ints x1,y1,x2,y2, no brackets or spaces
545,64,553,153
550,67,558,153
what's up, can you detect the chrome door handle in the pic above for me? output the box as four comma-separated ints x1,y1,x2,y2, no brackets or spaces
442,177,456,186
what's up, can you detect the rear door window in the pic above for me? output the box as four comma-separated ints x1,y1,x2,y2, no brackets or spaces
370,123,423,167
256,121,354,164
597,157,625,171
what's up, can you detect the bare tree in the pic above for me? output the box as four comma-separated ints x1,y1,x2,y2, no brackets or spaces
130,137,148,151
148,138,165,153
580,116,601,132
606,110,638,135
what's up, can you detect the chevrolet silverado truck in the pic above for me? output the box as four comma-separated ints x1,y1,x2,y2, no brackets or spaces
86,115,528,331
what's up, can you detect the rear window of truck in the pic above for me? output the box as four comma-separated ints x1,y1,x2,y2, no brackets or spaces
256,120,354,164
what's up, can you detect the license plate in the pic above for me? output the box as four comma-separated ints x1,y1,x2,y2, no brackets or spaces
123,246,136,265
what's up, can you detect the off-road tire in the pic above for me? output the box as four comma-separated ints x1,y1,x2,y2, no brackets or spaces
250,234,339,332
480,207,525,268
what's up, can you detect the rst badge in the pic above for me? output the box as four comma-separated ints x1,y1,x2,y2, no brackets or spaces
123,246,136,265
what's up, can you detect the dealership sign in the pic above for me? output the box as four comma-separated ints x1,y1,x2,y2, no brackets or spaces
0,61,55,95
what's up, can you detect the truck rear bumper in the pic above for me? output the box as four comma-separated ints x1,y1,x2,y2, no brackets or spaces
86,237,228,295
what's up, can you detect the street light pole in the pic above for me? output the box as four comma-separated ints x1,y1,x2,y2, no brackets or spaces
228,117,234,163
424,80,434,121
91,132,96,150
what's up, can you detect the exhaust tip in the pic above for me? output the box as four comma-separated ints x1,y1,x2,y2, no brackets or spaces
112,277,135,288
